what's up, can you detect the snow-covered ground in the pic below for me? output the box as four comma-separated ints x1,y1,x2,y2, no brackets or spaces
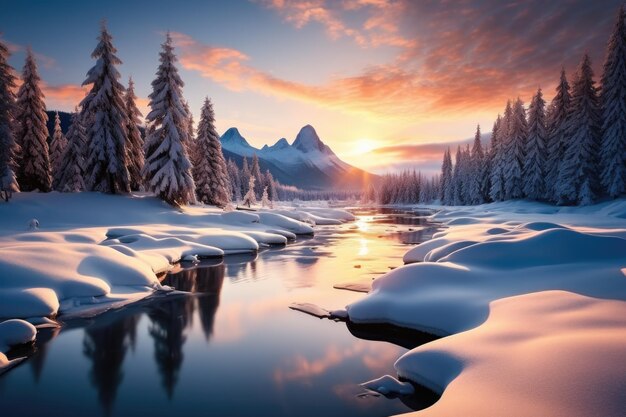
0,191,354,370
347,199,626,417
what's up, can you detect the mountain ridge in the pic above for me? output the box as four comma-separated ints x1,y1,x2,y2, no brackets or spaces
220,125,375,191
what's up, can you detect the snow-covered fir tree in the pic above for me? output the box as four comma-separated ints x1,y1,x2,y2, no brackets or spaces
55,110,86,192
600,6,626,198
545,69,571,201
241,157,250,198
124,77,144,191
264,169,276,201
226,159,242,202
193,97,230,207
489,113,506,201
49,112,67,182
182,99,195,160
469,124,486,204
0,38,18,201
502,98,527,199
250,153,263,198
452,146,465,205
523,88,548,200
440,148,453,204
14,49,51,192
143,33,196,206
81,22,130,194
242,175,256,207
556,54,602,205
261,186,272,208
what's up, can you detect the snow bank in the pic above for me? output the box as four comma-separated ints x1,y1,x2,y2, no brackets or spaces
361,375,415,396
0,319,37,374
348,200,626,416
0,192,343,322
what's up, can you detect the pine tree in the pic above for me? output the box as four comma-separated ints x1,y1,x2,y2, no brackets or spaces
469,124,486,204
261,186,272,208
143,33,196,206
503,98,527,199
242,175,256,207
241,157,250,198
15,49,51,192
489,112,506,202
55,110,86,192
182,99,194,160
49,111,67,183
0,37,19,201
193,98,230,206
600,6,626,198
523,88,548,200
557,54,602,205
226,159,242,201
251,153,263,198
81,22,130,194
124,77,144,191
264,169,276,201
545,69,571,201
452,146,464,205
440,148,453,204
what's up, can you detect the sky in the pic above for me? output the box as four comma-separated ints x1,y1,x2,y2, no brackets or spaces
0,0,622,175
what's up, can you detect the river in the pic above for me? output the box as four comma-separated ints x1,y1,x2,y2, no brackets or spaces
0,208,440,417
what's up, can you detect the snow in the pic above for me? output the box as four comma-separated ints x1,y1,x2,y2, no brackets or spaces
361,375,415,396
0,319,37,351
0,192,339,321
347,199,626,416
0,319,36,374
220,124,351,173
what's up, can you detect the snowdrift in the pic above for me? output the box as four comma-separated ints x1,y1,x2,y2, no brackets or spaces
348,199,626,417
0,192,351,323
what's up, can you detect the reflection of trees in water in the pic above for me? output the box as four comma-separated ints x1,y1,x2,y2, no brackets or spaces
195,264,224,340
149,262,225,398
224,253,259,283
29,326,61,382
148,295,193,399
82,314,139,416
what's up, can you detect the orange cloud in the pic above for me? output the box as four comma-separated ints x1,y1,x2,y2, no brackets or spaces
259,0,413,48
176,1,619,128
171,32,427,118
41,82,88,110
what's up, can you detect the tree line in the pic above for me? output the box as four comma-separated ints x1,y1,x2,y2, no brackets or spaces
0,23,258,207
439,6,626,206
367,6,626,207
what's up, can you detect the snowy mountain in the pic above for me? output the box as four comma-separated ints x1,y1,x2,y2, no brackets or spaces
220,125,375,190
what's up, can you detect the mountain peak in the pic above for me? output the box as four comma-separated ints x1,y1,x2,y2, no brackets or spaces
293,125,326,153
221,127,252,148
272,138,290,149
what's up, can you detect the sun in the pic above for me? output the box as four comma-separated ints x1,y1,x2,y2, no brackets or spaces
353,139,379,155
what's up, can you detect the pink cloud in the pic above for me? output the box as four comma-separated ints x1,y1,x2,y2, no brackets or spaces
41,82,88,109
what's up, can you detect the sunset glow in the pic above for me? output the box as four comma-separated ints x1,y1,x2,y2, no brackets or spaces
1,0,623,175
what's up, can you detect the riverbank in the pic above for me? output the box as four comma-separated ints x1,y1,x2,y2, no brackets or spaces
347,199,626,417
0,192,354,372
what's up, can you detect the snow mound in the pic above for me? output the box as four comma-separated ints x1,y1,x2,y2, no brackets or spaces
0,319,37,351
396,291,626,417
361,374,415,396
441,228,626,268
348,200,626,417
0,193,330,321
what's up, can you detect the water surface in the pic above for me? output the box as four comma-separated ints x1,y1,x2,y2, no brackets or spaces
0,208,439,417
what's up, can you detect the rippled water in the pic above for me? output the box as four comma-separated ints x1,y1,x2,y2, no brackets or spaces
0,208,440,417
